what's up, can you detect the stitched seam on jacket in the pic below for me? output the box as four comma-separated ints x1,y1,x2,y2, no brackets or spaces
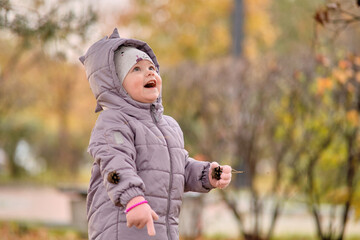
146,194,183,201
134,143,167,147
116,208,120,240
167,146,183,149
137,168,184,175
88,194,112,222
94,222,118,240
162,116,179,128
102,141,136,158
108,144,136,155
117,220,166,225
134,144,183,149
88,65,109,79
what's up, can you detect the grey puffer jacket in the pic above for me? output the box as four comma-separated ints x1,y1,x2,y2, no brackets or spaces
79,28,213,240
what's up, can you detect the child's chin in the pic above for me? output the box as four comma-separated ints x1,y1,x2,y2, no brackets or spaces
149,95,159,102
148,91,159,99
143,94,159,103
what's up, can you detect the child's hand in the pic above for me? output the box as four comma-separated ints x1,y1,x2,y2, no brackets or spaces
209,162,232,189
126,196,159,236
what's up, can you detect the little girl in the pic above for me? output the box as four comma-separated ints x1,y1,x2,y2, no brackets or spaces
79,28,232,240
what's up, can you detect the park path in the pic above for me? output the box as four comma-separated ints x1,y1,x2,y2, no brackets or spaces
1,186,360,238
0,186,72,224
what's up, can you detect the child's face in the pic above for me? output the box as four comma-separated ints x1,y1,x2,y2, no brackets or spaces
122,60,162,103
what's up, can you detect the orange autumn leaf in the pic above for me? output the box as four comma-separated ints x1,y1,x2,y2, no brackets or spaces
315,54,330,67
345,69,354,78
356,72,360,82
354,57,360,66
338,59,352,69
332,69,348,84
316,77,333,94
346,110,359,127
347,83,355,93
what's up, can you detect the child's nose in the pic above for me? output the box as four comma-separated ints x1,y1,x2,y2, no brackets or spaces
146,69,154,76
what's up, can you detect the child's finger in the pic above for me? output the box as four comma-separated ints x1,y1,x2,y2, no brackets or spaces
222,165,232,174
219,178,231,185
210,162,220,170
218,180,230,189
220,172,231,180
127,221,133,228
151,210,159,221
218,166,231,188
146,217,156,236
136,222,145,229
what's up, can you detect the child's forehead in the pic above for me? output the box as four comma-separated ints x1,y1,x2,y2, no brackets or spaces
133,59,155,66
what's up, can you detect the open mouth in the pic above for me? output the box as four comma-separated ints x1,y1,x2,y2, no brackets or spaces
144,80,156,88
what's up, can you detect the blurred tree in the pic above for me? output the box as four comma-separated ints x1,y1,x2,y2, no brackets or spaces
0,0,96,178
243,0,278,60
115,0,277,64
117,1,300,239
109,0,360,239
162,56,289,240
297,1,360,239
115,0,232,65
262,2,360,238
313,0,360,55
274,52,360,240
161,2,360,236
270,0,323,55
232,0,244,57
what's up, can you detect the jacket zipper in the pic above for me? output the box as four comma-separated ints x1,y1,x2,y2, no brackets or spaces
150,104,173,240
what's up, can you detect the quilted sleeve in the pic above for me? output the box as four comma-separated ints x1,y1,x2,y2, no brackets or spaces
88,110,145,207
184,152,214,192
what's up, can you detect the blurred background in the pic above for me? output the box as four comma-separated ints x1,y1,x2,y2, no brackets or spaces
1,0,360,239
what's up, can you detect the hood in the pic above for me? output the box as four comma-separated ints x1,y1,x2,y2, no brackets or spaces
79,28,161,113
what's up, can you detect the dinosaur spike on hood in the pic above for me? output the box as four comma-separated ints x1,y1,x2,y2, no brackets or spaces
109,28,120,39
79,55,85,65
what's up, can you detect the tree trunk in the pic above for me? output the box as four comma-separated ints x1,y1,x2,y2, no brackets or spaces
338,131,357,240
232,0,244,57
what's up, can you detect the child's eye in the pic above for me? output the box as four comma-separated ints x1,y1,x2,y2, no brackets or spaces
133,66,140,71
149,66,155,71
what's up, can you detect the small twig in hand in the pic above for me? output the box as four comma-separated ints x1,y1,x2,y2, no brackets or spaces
211,166,245,180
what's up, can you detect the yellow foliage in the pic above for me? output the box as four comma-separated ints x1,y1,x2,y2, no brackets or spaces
346,110,359,127
118,0,232,65
318,140,346,169
243,38,258,61
244,0,278,60
118,0,277,63
324,187,350,204
1,41,96,138
354,193,360,220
